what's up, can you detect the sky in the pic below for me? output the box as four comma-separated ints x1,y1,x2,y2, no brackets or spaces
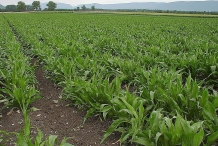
1,0,206,6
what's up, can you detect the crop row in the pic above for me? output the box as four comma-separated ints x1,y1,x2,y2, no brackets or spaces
0,15,39,116
2,13,218,145
0,15,73,146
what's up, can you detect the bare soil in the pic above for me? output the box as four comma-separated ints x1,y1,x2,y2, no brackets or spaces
0,59,120,146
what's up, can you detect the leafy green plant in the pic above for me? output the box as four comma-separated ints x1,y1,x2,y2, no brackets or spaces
14,111,73,146
101,92,149,144
0,47,40,112
0,111,73,146
132,110,204,146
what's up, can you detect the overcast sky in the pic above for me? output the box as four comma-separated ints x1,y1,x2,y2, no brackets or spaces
1,0,205,6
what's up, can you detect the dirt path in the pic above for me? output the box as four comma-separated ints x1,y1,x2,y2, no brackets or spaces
0,59,120,146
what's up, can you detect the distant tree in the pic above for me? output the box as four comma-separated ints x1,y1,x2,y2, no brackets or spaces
43,8,48,11
91,5,95,11
6,5,17,11
81,5,86,11
46,1,57,11
26,5,34,11
17,1,26,11
32,1,40,11
76,7,80,11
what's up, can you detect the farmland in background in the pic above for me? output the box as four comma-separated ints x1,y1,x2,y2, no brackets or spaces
1,13,218,145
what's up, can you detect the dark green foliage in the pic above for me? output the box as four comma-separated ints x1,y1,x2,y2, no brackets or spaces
17,1,26,12
46,1,57,11
32,1,40,11
5,5,17,12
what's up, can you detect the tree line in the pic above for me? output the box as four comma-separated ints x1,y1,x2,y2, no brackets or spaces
4,1,57,12
74,5,95,11
1,1,97,12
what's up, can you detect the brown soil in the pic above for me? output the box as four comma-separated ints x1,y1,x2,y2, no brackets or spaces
0,59,120,146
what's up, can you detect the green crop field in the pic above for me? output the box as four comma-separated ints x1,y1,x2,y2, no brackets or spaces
1,13,218,145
